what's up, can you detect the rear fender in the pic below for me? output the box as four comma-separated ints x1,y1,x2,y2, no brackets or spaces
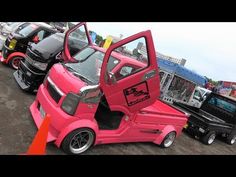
6,52,25,64
55,119,99,147
153,125,177,145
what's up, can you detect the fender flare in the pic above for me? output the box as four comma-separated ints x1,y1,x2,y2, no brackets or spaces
5,52,25,64
55,119,99,147
153,125,177,145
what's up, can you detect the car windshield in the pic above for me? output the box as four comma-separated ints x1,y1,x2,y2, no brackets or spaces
16,23,39,37
35,33,64,54
65,47,119,85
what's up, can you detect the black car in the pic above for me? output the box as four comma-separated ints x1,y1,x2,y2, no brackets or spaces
1,22,57,69
173,92,236,145
13,33,65,93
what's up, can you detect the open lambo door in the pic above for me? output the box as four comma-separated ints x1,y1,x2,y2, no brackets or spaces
100,30,160,114
63,22,92,62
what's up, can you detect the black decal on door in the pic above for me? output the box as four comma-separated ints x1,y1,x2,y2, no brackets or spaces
124,81,150,106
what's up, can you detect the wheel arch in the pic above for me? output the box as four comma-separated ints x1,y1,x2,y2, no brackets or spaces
153,125,177,145
55,119,99,147
5,51,25,64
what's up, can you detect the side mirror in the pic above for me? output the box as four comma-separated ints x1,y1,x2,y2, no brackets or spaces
55,52,63,62
33,36,39,43
106,71,117,85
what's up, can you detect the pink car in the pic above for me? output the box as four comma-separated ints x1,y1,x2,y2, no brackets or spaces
30,22,188,154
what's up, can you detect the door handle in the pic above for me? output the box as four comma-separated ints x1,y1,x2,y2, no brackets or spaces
143,69,157,81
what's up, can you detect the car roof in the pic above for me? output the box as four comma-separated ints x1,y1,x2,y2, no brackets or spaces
32,22,55,30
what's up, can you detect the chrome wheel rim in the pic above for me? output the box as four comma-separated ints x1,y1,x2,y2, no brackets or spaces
69,130,94,154
164,132,176,147
230,136,236,144
208,134,216,144
11,57,21,69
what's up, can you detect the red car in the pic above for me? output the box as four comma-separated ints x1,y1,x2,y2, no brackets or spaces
30,22,188,154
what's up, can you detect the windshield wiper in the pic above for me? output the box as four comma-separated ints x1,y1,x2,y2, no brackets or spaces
63,64,93,84
71,72,93,84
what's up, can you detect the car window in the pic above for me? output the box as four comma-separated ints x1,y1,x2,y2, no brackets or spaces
17,23,39,37
194,90,201,98
106,37,148,82
115,65,139,81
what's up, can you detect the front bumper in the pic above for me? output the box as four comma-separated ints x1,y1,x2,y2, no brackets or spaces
13,61,45,91
30,84,75,143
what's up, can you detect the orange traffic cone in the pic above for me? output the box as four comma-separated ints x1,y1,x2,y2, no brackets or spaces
27,114,51,155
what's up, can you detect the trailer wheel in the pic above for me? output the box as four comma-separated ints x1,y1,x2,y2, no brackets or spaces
201,131,216,145
9,56,23,70
226,134,236,145
61,128,95,155
160,131,176,148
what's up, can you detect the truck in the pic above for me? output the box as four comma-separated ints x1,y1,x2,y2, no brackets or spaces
30,22,188,154
173,92,236,145
188,86,211,108
158,57,207,107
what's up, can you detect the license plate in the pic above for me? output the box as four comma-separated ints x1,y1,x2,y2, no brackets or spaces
39,105,46,118
184,123,188,129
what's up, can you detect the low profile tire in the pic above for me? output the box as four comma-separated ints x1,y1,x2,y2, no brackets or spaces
9,56,23,70
160,131,176,148
226,134,236,145
201,131,216,145
61,128,95,155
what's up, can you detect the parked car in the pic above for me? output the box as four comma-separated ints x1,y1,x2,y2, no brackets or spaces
0,22,57,69
188,86,211,108
13,33,65,92
0,22,30,51
173,92,236,145
30,22,188,154
0,22,25,37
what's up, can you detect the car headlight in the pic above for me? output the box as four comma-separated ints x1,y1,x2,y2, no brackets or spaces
9,39,17,49
61,93,80,115
33,61,48,71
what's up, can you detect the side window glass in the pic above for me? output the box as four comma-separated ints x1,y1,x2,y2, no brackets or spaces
36,30,45,41
68,25,89,57
106,37,149,82
115,65,135,80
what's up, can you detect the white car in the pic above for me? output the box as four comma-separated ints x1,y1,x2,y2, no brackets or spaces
189,86,211,108
0,22,25,37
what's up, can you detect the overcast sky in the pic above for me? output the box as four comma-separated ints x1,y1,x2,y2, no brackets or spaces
87,22,236,82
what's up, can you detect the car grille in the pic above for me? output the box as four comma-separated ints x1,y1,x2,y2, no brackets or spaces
47,81,62,103
26,49,40,61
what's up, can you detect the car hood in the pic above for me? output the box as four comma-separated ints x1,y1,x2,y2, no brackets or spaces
48,64,87,94
30,43,57,60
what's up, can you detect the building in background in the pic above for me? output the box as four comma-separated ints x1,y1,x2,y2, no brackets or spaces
136,42,187,66
158,58,207,104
